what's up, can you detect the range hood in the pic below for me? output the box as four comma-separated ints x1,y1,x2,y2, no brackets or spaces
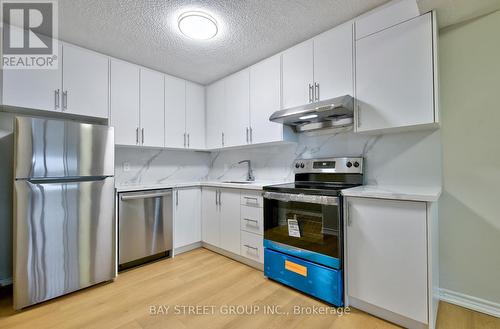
269,95,354,133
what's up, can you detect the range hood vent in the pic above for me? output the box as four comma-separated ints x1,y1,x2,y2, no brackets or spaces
269,95,354,133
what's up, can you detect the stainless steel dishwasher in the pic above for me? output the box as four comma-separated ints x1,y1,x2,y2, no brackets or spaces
118,189,173,270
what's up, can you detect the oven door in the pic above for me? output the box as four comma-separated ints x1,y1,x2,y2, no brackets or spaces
263,191,342,269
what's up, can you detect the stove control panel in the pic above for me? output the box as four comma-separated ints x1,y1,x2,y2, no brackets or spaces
294,157,363,174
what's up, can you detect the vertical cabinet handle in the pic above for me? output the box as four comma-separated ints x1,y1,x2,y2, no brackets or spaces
183,133,186,148
221,132,225,147
308,84,313,103
347,203,352,226
62,91,68,110
314,83,319,101
136,128,139,145
356,104,361,128
141,128,144,144
176,190,179,206
187,133,190,148
218,190,222,209
246,127,249,143
215,189,218,206
249,127,253,143
54,89,60,109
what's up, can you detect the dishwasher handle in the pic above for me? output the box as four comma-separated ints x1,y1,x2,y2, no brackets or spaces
120,190,172,201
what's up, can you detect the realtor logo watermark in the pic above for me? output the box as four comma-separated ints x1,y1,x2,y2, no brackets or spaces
1,0,58,69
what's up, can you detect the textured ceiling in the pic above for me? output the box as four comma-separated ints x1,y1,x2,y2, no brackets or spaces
58,0,389,85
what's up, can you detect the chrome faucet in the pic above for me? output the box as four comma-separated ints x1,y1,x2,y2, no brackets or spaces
238,160,255,181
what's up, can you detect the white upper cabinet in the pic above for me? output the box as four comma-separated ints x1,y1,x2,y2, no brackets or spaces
346,197,428,324
185,82,206,149
174,188,201,249
355,0,420,39
2,44,62,113
224,70,250,147
313,22,353,100
110,60,140,146
206,80,225,149
164,75,186,148
140,69,164,147
282,40,314,108
249,55,283,144
62,44,109,118
355,13,436,133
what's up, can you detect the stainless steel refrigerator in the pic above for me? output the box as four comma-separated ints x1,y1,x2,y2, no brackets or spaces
13,117,115,309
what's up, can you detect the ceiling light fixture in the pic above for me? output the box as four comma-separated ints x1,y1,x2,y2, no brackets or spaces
178,11,218,40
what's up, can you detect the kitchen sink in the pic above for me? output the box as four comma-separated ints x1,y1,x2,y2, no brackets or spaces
222,181,254,184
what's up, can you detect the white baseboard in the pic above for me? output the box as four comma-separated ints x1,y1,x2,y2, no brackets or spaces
439,288,500,318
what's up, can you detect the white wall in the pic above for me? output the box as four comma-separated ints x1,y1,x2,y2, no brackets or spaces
439,10,500,304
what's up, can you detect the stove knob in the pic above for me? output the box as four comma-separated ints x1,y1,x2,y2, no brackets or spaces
295,163,300,168
346,161,353,168
300,163,305,168
353,161,360,168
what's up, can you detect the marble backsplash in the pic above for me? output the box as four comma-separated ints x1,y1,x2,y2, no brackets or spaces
115,147,211,186
115,129,442,188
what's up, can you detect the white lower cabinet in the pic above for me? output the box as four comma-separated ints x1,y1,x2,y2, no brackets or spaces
241,231,263,263
201,187,220,247
202,187,264,265
240,205,263,235
174,188,201,249
345,197,437,329
219,189,241,254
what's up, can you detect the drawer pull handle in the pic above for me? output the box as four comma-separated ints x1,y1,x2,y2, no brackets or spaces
243,197,259,205
243,218,259,224
244,244,258,251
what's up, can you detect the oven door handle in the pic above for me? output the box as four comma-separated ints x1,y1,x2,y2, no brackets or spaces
263,192,339,206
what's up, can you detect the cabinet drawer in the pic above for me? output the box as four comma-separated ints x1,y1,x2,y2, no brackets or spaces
240,231,263,263
240,205,263,235
240,191,263,208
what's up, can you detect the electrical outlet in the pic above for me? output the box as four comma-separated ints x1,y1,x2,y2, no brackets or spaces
123,162,131,172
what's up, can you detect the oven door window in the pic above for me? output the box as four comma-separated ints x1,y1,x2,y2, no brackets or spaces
264,198,342,266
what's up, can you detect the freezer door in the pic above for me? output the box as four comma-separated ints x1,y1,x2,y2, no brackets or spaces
14,117,114,179
13,177,115,309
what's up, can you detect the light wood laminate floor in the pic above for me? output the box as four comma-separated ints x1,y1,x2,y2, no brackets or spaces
0,248,498,329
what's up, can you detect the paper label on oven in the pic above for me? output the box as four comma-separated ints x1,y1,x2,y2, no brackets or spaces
287,218,301,238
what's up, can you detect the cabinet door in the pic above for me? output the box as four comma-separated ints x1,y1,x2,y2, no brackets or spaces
346,197,428,323
314,23,353,101
185,82,205,149
282,40,314,109
250,55,283,144
140,69,164,147
110,60,140,146
219,189,241,255
201,187,220,247
206,80,225,149
164,75,186,148
355,13,434,132
174,188,201,248
62,44,109,118
224,70,250,147
2,44,62,112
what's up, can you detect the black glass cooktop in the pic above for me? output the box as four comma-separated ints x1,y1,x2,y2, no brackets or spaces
263,181,361,196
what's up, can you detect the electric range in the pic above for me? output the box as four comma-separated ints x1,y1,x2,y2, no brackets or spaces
262,157,363,306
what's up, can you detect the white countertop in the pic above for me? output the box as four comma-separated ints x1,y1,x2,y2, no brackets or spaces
115,180,285,192
341,185,442,202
